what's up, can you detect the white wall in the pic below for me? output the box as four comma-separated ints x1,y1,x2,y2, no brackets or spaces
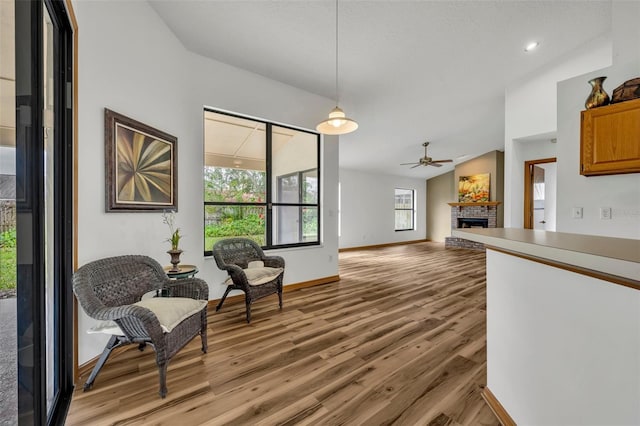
511,139,557,228
487,249,640,425
556,62,640,238
505,1,640,235
339,168,426,248
74,0,339,364
504,37,612,228
553,0,640,238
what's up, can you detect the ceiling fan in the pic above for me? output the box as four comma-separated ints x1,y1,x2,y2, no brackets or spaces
401,142,453,168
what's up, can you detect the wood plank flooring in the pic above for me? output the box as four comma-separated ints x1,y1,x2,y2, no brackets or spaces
66,242,498,426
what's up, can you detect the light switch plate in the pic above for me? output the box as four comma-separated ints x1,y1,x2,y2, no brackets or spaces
572,207,583,219
600,207,612,220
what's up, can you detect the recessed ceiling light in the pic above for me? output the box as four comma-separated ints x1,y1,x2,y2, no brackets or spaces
524,41,539,52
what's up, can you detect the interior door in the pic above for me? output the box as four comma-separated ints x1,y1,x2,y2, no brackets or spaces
524,158,556,230
532,166,545,230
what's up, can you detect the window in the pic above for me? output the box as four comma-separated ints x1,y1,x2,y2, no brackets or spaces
394,188,415,231
276,169,318,245
204,110,320,255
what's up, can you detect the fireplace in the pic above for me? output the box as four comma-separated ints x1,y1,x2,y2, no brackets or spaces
457,218,488,228
445,202,500,249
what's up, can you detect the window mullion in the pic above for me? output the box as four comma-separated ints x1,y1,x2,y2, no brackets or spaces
298,171,303,241
265,123,273,247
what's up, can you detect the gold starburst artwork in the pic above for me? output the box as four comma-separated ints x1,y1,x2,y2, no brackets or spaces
116,124,172,203
105,109,177,212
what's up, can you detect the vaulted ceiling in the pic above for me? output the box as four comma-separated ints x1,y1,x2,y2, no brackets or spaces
149,0,612,179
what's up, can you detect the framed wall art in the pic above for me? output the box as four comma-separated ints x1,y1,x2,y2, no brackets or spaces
458,173,490,202
105,109,177,212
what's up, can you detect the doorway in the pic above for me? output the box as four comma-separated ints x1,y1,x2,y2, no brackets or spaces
6,0,75,424
524,158,557,230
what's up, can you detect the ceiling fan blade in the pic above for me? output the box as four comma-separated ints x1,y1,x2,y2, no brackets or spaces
400,162,419,165
410,164,422,169
428,162,443,167
431,159,453,163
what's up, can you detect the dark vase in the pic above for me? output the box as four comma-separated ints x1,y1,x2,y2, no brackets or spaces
167,249,183,272
585,76,610,109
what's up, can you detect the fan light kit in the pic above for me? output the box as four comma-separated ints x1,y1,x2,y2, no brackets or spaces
401,142,453,168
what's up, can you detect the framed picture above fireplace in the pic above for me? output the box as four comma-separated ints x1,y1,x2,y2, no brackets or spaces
458,173,490,202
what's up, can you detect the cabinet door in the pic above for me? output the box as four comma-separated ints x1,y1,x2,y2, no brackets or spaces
581,98,640,176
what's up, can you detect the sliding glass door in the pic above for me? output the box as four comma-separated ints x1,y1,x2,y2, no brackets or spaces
12,0,74,423
0,0,18,423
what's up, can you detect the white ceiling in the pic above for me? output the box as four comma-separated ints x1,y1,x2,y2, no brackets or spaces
149,0,612,180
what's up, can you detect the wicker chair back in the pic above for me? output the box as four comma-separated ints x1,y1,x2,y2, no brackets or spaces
74,255,167,315
212,238,264,270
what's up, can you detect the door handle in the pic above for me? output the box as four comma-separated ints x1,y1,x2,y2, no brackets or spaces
539,220,546,224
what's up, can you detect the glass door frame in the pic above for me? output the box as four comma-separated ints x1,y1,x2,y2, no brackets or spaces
15,0,74,423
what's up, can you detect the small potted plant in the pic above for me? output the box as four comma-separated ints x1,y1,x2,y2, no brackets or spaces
162,210,182,272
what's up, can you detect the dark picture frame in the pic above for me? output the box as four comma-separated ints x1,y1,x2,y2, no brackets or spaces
105,109,177,212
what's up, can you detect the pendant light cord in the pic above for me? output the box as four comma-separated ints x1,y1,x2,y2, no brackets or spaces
335,0,339,105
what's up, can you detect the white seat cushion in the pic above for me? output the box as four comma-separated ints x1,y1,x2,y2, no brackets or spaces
87,321,122,335
224,266,283,286
248,260,264,268
87,297,207,335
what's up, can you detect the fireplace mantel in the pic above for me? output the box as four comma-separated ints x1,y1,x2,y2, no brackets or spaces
447,201,501,207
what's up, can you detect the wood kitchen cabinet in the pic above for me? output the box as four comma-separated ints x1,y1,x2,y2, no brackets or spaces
580,97,640,176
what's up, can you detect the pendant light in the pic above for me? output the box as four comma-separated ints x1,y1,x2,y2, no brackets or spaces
316,0,358,135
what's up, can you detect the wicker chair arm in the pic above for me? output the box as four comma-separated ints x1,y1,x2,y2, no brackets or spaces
163,277,209,300
222,263,244,275
119,306,165,339
225,264,251,290
262,255,285,269
91,304,165,344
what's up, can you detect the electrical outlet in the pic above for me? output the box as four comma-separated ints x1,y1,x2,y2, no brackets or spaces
572,207,583,219
600,207,612,220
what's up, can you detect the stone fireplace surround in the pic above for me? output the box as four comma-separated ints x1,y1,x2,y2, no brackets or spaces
444,202,500,249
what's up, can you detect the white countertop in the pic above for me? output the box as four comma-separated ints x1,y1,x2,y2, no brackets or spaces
452,228,640,283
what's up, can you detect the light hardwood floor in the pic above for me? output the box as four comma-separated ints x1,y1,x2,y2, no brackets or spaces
66,242,499,426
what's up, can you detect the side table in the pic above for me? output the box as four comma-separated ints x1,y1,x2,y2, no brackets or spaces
163,264,199,279
158,265,200,297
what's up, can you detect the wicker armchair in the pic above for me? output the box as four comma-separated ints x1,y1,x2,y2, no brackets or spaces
212,238,285,323
73,255,208,398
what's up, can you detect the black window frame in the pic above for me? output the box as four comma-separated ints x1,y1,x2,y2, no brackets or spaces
276,168,319,245
203,109,321,256
394,188,415,231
